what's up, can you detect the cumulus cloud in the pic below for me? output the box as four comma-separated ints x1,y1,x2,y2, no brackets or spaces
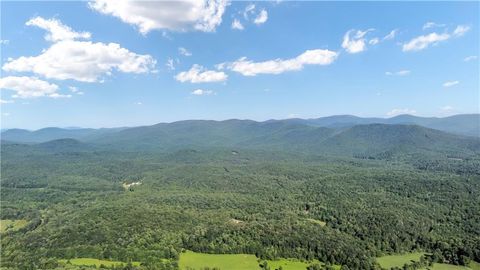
342,29,373,54
443,80,459,87
231,19,244,30
221,49,338,76
464,55,478,62
178,47,192,56
402,25,470,52
0,39,10,45
253,9,268,25
3,40,156,82
3,17,156,83
26,16,91,42
385,70,411,76
191,89,214,95
89,0,228,34
0,76,61,98
175,64,227,83
387,108,417,117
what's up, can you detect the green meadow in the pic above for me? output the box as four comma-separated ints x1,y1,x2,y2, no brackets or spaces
178,251,338,270
178,251,259,270
59,258,141,268
0,219,28,233
469,261,480,270
376,252,426,269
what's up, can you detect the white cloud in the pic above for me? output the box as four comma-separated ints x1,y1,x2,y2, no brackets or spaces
402,32,450,52
69,86,79,93
69,86,84,95
191,89,214,95
231,19,244,30
440,105,454,112
383,29,397,40
342,29,373,54
402,25,470,52
49,93,72,99
385,70,410,76
178,47,192,56
166,58,176,71
369,38,380,45
254,9,268,25
243,4,256,20
453,25,470,37
423,22,445,30
387,108,417,116
2,113,10,117
89,0,228,34
0,99,14,104
134,101,142,105
0,76,60,98
175,64,228,83
222,49,338,76
0,39,10,45
3,40,156,82
443,80,459,87
464,55,478,62
26,16,91,42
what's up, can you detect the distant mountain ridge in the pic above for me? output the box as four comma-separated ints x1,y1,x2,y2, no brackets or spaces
2,114,479,160
284,114,480,136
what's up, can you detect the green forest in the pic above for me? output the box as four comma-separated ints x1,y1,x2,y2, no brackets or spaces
1,117,479,270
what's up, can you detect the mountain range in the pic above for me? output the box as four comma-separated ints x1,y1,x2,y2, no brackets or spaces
1,114,479,160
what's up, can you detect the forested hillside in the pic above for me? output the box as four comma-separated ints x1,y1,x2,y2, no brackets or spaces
1,117,479,270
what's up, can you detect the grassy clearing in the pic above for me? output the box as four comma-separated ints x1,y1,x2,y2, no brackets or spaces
305,218,326,226
0,219,28,233
59,258,141,267
377,252,426,269
267,258,340,270
469,261,480,270
266,258,312,270
179,251,259,270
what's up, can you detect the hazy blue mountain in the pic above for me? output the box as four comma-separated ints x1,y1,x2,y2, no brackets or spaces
1,115,478,150
0,127,126,143
302,114,479,137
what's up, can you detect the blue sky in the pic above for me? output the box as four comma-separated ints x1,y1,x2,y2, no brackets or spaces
0,1,478,129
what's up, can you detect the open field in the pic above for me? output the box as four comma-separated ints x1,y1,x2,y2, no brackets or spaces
377,252,426,269
179,251,259,270
58,258,141,267
266,258,325,270
0,219,28,233
469,261,480,270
